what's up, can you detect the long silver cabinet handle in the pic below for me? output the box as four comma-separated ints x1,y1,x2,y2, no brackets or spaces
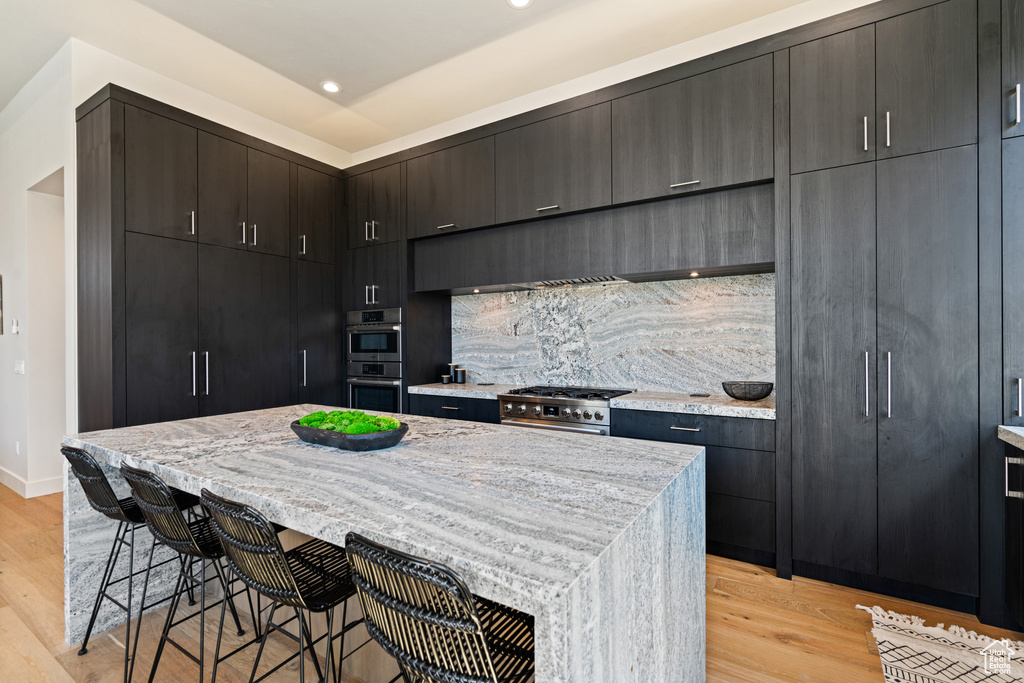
371,220,378,240
863,117,869,152
371,285,379,305
885,111,891,148
364,285,371,305
241,222,247,244
302,350,307,387
669,180,700,189
203,352,210,396
300,234,307,255
1016,84,1022,126
1008,456,1024,498
437,223,456,230
190,210,196,235
1017,377,1023,418
441,406,461,411
537,205,560,212
252,224,257,247
886,352,892,418
864,351,870,417
191,351,197,397
365,221,370,242
670,426,701,432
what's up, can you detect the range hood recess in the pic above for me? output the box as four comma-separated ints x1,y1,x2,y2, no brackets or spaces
523,275,629,289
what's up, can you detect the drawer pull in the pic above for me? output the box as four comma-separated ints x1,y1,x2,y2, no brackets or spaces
670,426,700,432
669,180,700,189
537,205,560,212
437,223,456,230
441,406,460,411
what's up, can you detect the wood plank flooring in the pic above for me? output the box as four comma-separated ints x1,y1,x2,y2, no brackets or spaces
1,485,1020,682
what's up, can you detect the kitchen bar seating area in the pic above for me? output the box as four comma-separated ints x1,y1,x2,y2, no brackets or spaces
6,0,1024,680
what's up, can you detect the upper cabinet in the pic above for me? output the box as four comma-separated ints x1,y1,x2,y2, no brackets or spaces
611,55,773,204
347,163,403,248
790,26,876,174
406,137,495,239
1004,0,1024,138
125,105,198,240
875,0,976,158
247,148,291,257
297,165,337,264
494,104,612,223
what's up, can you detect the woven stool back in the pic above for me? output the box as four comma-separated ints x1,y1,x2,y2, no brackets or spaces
61,446,135,523
344,532,499,683
120,464,204,557
200,489,305,609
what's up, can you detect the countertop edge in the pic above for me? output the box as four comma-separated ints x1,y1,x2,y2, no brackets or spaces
999,425,1024,451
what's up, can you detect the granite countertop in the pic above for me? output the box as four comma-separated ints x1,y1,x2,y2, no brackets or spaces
409,383,776,420
63,405,702,618
407,382,520,400
609,391,776,420
999,425,1024,450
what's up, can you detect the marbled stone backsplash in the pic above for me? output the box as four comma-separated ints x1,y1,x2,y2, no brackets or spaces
452,274,775,394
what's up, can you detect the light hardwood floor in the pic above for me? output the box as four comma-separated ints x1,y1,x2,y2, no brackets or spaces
1,484,1020,682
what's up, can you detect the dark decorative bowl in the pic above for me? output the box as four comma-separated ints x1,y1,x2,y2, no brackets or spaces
290,420,409,452
722,381,774,401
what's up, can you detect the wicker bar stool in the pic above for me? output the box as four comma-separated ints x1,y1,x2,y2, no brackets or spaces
345,532,535,683
120,464,261,683
62,446,200,683
200,489,369,683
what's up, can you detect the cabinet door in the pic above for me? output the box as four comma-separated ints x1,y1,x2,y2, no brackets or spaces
346,171,374,249
370,163,403,244
252,253,293,408
248,148,290,257
198,132,248,250
790,26,875,173
125,233,199,426
297,165,336,264
125,106,197,240
611,55,773,204
298,261,338,405
407,138,495,238
1005,137,1024,425
343,245,376,312
791,164,878,574
876,0,977,158
876,147,979,596
1004,0,1024,138
495,103,612,223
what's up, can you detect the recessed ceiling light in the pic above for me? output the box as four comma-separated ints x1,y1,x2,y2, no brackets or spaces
320,80,341,94
505,0,533,8
689,272,700,278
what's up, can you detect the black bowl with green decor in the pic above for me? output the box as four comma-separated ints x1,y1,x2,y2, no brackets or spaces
290,420,409,451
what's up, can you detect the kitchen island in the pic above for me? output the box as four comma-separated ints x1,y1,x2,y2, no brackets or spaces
62,405,705,682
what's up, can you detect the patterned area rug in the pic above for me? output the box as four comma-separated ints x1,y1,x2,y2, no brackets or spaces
858,605,1024,683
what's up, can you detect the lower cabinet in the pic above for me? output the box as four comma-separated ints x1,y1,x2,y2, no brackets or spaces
297,261,339,406
611,409,776,565
408,394,500,424
1008,443,1024,627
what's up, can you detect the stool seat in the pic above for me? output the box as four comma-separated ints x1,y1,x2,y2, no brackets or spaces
284,538,356,612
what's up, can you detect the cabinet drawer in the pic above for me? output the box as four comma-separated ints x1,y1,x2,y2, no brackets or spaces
409,395,499,424
707,493,775,553
707,446,774,502
610,409,775,451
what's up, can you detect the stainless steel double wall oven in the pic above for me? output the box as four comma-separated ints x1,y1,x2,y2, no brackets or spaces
345,308,402,413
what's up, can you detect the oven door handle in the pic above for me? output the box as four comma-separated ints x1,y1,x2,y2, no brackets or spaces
347,325,402,333
347,378,402,387
502,419,606,436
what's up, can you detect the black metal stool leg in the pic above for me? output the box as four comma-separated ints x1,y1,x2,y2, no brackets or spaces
147,567,187,683
298,608,324,682
248,602,277,683
322,607,335,683
126,537,157,683
211,569,230,683
212,558,245,637
122,524,136,683
78,520,126,655
296,607,305,683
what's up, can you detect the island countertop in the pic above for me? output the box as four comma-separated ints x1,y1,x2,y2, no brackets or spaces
62,405,706,682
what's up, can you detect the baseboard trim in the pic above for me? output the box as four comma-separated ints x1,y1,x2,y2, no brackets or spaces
0,467,63,498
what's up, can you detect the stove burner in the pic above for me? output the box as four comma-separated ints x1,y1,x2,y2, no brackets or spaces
506,385,633,401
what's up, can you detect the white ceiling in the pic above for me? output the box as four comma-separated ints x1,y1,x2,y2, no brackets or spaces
2,0,868,158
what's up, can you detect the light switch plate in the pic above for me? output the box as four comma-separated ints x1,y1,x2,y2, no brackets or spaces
14,361,25,375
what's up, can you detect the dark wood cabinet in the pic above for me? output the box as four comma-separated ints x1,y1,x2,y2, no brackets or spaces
298,261,338,405
125,233,199,426
347,163,403,248
495,104,611,223
247,148,291,257
790,146,979,597
1004,137,1024,426
875,147,979,596
790,26,876,174
1004,0,1024,138
611,55,773,204
791,163,878,574
408,394,500,424
198,132,248,250
297,165,336,264
343,242,402,311
875,0,977,158
406,138,495,238
124,105,197,240
1007,444,1024,626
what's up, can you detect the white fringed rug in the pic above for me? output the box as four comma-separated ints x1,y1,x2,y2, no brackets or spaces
858,605,1024,683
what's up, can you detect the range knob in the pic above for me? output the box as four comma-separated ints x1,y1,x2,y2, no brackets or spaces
517,404,527,415
583,410,593,420
503,403,513,414
594,410,604,421
532,406,542,416
572,409,582,419
561,407,571,418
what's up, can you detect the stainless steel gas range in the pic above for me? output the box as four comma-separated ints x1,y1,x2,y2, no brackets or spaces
497,386,633,436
